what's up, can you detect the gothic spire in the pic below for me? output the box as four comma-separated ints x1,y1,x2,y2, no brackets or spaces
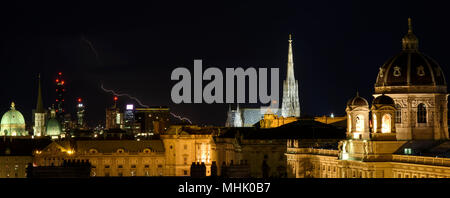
287,34,295,81
281,34,301,118
36,73,45,113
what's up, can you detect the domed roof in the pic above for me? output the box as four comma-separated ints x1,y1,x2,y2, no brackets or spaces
46,118,62,136
372,94,395,105
375,18,447,93
0,102,26,136
347,92,369,107
1,103,25,126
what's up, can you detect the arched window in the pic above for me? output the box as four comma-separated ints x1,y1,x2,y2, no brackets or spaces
417,103,427,123
381,114,391,133
395,104,401,123
355,115,364,132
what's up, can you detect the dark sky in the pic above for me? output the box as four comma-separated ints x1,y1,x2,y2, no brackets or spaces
0,1,449,127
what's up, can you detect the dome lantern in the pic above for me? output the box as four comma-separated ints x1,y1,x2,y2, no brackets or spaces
402,18,419,51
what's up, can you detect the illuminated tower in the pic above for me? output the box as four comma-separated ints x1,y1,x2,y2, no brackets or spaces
281,34,300,117
55,72,65,119
76,97,85,129
34,74,46,136
225,104,243,127
123,104,135,133
106,96,123,129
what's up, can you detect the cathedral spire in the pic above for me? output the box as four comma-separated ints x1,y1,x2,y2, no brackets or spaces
36,73,45,113
281,34,301,118
287,34,295,81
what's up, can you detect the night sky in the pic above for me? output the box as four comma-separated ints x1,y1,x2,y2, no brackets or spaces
0,1,449,127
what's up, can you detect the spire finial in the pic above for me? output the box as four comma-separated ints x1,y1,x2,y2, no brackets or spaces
11,102,15,109
408,17,413,33
288,34,292,42
356,90,359,97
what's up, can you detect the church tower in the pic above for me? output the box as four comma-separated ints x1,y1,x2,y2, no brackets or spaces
34,74,46,136
281,34,301,117
225,104,243,127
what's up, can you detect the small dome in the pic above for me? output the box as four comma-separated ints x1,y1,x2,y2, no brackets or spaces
372,94,395,105
46,118,62,136
0,102,26,136
347,92,369,107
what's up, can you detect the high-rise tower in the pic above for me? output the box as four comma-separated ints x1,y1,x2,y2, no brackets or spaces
281,34,300,117
34,74,46,136
55,72,65,119
76,97,86,129
106,96,124,130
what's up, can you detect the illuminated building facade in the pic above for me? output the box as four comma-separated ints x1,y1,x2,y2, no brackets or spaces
259,114,298,128
286,19,450,178
33,140,166,177
0,139,52,178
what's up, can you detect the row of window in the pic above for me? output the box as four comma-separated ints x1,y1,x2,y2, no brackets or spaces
100,164,163,169
395,103,427,123
89,148,156,154
351,103,428,132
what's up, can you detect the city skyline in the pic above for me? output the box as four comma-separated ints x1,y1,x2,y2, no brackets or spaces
1,1,450,126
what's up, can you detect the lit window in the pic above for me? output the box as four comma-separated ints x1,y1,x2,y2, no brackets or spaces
417,104,427,123
355,115,364,132
404,148,412,155
381,114,391,133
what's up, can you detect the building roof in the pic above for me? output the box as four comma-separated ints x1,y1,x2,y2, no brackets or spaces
219,118,345,140
1,102,25,126
372,94,395,105
0,138,52,156
346,92,369,107
46,118,62,136
375,19,447,92
394,140,450,158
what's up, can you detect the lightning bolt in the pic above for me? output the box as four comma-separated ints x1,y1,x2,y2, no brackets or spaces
100,84,149,107
81,35,102,65
100,83,192,124
170,112,192,124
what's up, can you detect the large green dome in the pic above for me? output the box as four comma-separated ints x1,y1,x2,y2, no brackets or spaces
0,102,27,136
46,118,62,136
